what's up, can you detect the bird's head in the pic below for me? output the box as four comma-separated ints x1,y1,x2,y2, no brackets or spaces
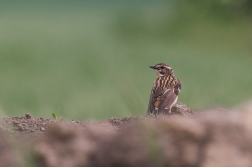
150,63,174,77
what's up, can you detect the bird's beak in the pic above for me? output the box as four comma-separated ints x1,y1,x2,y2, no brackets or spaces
149,66,155,69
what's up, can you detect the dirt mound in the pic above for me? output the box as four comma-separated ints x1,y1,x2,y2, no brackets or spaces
2,102,252,167
0,102,192,136
0,131,17,167
33,102,252,167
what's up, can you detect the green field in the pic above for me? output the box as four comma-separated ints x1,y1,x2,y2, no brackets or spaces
0,2,252,120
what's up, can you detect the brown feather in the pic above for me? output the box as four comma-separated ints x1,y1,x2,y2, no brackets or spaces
146,63,181,115
158,89,178,114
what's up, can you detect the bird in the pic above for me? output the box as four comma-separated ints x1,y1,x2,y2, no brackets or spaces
147,63,181,116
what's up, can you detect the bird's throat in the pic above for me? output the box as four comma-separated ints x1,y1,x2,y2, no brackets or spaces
156,71,164,77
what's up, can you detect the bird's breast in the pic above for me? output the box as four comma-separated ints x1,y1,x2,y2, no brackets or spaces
153,76,175,91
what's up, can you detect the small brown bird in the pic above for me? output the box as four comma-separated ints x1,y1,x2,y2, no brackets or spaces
147,63,181,116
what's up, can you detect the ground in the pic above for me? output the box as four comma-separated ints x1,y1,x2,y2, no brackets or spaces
1,102,252,167
0,102,193,137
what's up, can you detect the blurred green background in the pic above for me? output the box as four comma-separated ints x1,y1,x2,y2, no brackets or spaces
0,0,251,120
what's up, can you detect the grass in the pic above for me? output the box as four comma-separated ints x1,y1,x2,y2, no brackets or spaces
0,2,251,120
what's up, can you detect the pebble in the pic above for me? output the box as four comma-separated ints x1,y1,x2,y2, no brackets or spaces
17,124,25,131
25,113,32,119
40,127,45,131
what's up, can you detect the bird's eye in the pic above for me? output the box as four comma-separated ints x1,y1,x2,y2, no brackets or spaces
160,67,164,69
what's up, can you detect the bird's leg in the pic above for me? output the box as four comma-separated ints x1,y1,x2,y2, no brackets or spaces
154,110,158,120
168,108,172,117
162,108,169,115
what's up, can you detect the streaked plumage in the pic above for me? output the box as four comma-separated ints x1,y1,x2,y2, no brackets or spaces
147,63,181,116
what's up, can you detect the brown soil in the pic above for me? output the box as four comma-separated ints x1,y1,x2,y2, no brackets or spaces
0,102,193,137
1,102,252,167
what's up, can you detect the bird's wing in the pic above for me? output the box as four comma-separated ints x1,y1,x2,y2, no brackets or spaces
146,89,165,115
174,80,182,95
158,88,178,114
146,92,154,115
